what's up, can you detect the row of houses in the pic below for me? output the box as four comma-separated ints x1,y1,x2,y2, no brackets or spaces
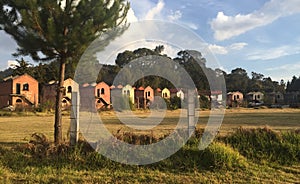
226,91,300,107
1,74,300,111
0,74,191,110
77,82,187,110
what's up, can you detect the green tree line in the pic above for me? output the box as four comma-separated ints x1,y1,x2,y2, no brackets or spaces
0,46,293,94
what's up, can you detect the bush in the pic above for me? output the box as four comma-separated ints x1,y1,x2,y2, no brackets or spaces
201,142,248,170
225,127,300,164
199,95,210,109
36,100,55,112
169,96,182,110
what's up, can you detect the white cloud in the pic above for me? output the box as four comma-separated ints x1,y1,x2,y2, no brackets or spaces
129,0,166,21
184,22,198,30
247,45,300,60
7,60,18,69
229,42,248,50
168,10,182,21
208,44,228,55
208,42,248,55
127,8,138,23
129,0,198,31
210,0,300,41
265,61,300,81
144,0,165,20
266,62,300,71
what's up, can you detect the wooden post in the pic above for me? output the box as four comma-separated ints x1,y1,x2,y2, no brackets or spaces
187,89,195,137
70,92,80,146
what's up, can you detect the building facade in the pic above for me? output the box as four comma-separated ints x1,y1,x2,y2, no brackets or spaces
0,74,39,110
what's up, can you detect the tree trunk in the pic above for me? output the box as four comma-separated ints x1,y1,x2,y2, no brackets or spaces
54,59,66,145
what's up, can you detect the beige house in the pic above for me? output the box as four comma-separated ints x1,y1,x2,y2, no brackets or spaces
246,92,264,102
246,92,264,106
227,91,243,107
41,78,79,110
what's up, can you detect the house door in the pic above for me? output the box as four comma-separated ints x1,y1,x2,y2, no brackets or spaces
16,83,21,94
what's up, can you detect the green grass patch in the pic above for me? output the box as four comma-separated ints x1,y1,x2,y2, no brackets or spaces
225,127,300,165
0,110,300,183
0,127,298,183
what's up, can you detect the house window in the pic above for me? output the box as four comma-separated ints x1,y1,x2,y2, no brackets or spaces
16,83,21,94
23,83,29,91
163,93,168,98
277,95,281,99
257,95,260,99
97,89,100,97
16,99,22,103
236,95,240,100
101,88,105,95
127,90,130,96
67,86,72,93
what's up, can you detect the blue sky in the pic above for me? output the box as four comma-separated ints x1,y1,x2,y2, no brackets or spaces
1,0,300,82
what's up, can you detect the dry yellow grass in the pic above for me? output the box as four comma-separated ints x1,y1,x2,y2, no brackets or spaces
0,115,70,144
0,108,299,144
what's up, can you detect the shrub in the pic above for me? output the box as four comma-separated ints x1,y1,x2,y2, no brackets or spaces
225,127,300,164
169,96,182,110
199,95,210,109
201,142,248,170
156,141,248,172
36,100,55,112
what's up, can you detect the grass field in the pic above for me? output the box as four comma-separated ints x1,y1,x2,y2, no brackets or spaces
0,108,299,183
1,108,299,143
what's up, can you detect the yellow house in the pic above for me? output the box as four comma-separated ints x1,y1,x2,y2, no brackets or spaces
162,88,170,99
122,84,135,104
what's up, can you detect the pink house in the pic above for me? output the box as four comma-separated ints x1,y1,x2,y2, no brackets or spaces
144,86,154,102
95,82,111,109
0,74,39,110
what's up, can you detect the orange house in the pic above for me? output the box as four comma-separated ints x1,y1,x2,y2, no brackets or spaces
95,82,111,109
0,74,39,110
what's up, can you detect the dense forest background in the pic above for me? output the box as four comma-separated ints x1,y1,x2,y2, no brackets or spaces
0,46,299,94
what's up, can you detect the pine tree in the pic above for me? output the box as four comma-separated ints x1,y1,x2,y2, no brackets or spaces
0,0,129,144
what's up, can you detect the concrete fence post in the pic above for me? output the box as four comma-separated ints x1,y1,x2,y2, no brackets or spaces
70,91,80,146
187,89,196,137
